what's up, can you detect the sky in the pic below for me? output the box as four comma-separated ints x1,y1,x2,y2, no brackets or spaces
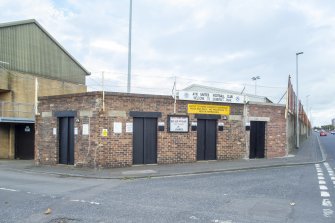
1,0,335,126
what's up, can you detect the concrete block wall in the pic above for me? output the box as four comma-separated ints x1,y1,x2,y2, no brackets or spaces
0,70,87,160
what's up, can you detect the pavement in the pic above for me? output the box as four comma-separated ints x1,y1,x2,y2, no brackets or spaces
0,134,325,179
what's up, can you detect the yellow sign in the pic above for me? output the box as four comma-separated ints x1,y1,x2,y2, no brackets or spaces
188,104,230,115
102,129,108,137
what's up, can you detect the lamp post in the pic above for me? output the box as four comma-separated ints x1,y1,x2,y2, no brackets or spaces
127,0,133,93
296,52,303,148
251,76,260,95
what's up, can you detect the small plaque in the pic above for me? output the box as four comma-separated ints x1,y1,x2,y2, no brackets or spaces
102,129,108,137
82,124,89,135
53,128,57,135
114,122,122,133
126,123,133,133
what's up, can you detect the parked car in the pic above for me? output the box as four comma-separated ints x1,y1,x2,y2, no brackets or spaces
330,131,335,135
320,131,327,136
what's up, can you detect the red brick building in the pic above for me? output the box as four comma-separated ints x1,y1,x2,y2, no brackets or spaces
35,91,287,168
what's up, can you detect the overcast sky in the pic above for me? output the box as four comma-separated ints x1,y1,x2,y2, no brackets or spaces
1,0,335,126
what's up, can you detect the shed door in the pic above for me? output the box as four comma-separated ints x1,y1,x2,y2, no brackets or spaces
133,117,157,164
59,117,74,165
15,124,35,160
197,119,217,160
249,121,265,158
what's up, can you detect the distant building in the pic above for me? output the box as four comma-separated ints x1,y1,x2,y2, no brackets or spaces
0,19,90,160
332,118,335,126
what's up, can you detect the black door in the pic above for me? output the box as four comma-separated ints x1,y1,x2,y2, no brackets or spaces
249,121,266,158
59,117,74,165
197,119,217,160
133,117,157,164
15,124,35,159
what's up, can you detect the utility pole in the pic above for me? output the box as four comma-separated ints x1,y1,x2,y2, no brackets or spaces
127,0,133,93
296,52,303,148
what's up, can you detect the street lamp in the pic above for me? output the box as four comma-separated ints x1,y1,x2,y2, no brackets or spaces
296,51,303,148
251,76,260,95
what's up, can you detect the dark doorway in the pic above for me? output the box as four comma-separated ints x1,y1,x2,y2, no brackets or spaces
15,124,35,159
197,119,217,160
133,117,157,164
249,121,266,158
58,117,74,165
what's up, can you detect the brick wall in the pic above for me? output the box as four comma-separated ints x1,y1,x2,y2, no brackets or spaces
35,92,287,168
247,103,287,158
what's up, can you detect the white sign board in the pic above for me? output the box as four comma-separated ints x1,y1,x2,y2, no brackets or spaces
126,123,133,133
53,128,57,135
178,91,243,104
82,124,89,135
114,122,122,133
74,128,78,135
169,116,189,132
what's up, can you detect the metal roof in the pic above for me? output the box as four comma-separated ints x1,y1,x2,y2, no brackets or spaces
0,19,90,76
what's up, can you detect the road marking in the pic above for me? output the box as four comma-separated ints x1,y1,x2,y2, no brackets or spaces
0,187,18,192
322,199,333,207
70,199,100,205
323,209,334,217
321,191,330,197
189,216,199,220
316,165,334,218
319,180,326,185
320,185,328,190
211,220,233,223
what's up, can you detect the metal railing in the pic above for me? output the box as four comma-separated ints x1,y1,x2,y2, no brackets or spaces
0,101,35,120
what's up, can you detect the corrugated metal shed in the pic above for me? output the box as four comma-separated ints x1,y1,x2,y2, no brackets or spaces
181,84,273,103
0,19,90,84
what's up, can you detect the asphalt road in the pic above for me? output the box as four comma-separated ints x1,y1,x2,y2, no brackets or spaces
1,136,335,223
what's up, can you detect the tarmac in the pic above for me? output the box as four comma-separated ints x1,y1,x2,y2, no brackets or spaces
0,134,325,179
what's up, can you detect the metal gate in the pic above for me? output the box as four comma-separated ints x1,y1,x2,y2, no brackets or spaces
15,124,34,159
197,119,217,160
249,121,265,158
133,117,157,164
58,117,74,165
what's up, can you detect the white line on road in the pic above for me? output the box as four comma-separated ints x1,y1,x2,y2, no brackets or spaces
0,187,19,192
323,209,334,217
322,199,333,207
70,199,100,205
320,185,328,190
318,176,325,180
319,180,326,185
321,191,330,197
318,173,324,176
